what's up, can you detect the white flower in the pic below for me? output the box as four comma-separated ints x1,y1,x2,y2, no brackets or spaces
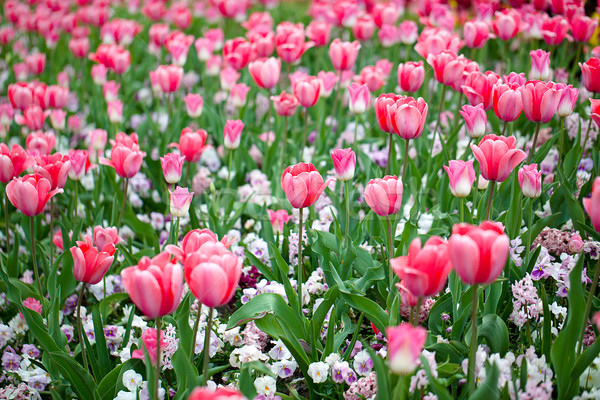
114,390,136,400
324,353,341,366
122,370,143,391
308,361,329,383
269,340,291,360
254,376,277,396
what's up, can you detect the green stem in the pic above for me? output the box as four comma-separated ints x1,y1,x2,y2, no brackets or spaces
467,284,480,395
300,108,309,161
203,307,214,385
281,117,288,175
344,180,351,245
386,133,393,175
460,197,464,222
76,285,88,371
298,207,304,315
155,318,161,400
526,123,541,164
118,178,129,228
559,117,566,162
353,115,359,153
569,42,583,82
413,297,422,326
453,92,464,134
190,306,201,362
73,181,78,222
4,187,9,250
386,216,394,294
485,180,496,221
30,217,43,297
226,150,233,195
583,114,594,151
577,258,600,355
425,85,448,179
402,139,409,182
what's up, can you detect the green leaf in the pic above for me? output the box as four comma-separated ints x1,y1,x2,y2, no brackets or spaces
470,362,500,400
539,285,552,361
339,291,388,336
97,363,124,400
92,306,112,379
48,351,100,400
477,314,509,356
365,344,391,400
171,346,198,397
570,333,600,383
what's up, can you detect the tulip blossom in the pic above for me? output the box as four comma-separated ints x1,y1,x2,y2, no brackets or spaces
248,57,281,89
541,16,569,46
347,83,370,115
328,39,360,71
223,37,252,70
331,148,356,181
6,173,62,217
518,164,542,198
275,22,313,64
166,228,232,262
397,62,425,94
0,143,34,183
33,154,70,190
459,104,487,138
121,251,183,319
580,58,600,93
306,20,331,47
8,82,33,111
267,210,292,234
132,328,166,366
70,235,115,284
571,14,598,43
444,160,476,198
386,323,427,375
529,50,550,81
520,81,561,124
188,387,246,400
292,76,321,108
427,51,466,87
364,176,403,217
281,163,332,209
462,71,500,110
26,131,56,157
353,15,376,41
471,135,526,182
391,236,452,298
448,221,510,285
463,20,490,49
492,9,521,40
584,177,600,232
271,92,300,117
93,226,122,250
224,120,244,150
100,133,145,178
154,65,184,93
317,71,338,98
15,105,46,131
170,128,210,163
184,93,204,118
355,65,386,93
184,241,242,308
107,100,123,124
374,94,428,140
492,83,523,123
555,84,578,118
160,153,185,184
169,186,194,218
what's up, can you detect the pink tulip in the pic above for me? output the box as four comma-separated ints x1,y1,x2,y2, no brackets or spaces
414,27,462,59
107,100,123,124
26,131,55,157
386,323,427,375
397,62,425,94
184,93,204,118
6,173,62,217
580,58,600,94
25,53,46,75
91,64,108,85
281,162,332,209
374,94,428,140
223,37,252,70
427,51,466,87
378,25,399,48
492,83,523,123
355,65,386,93
70,235,115,284
15,105,46,131
529,50,550,81
276,22,313,63
33,154,70,190
194,37,215,62
391,236,452,298
463,20,490,49
160,153,185,184
230,84,250,108
69,37,90,58
364,175,403,217
188,387,246,400
492,9,521,41
49,110,66,130
248,57,281,90
541,16,569,46
471,134,527,182
462,71,500,110
155,65,183,93
448,221,510,285
347,83,370,115
23,297,43,314
571,14,598,43
293,76,321,108
169,127,210,163
331,148,356,181
584,177,600,232
555,84,579,118
166,228,231,262
306,20,331,47
267,209,292,234
328,39,360,71
0,103,14,127
590,99,600,129
372,2,399,27
444,160,476,198
93,226,122,250
518,164,542,198
44,85,69,109
0,143,34,183
504,72,527,86
459,104,487,138
132,328,165,366
102,81,120,102
593,311,600,333
398,20,419,44
121,251,183,318
521,80,561,124
271,92,300,117
317,71,338,98
169,186,194,218
224,120,244,150
99,133,145,178
184,241,242,308
353,15,376,41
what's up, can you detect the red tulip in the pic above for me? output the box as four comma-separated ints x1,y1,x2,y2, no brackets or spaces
281,162,332,209
571,14,598,43
471,134,526,182
448,221,510,285
579,57,600,93
33,154,70,190
6,173,62,217
541,16,569,46
70,235,115,284
462,71,500,110
492,83,523,122
0,143,34,183
223,37,252,70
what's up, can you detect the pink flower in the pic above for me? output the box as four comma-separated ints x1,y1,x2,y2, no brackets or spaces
99,133,145,178
492,9,521,41
44,85,69,109
398,20,419,44
529,50,550,81
584,177,600,232
427,51,466,87
386,323,427,375
15,105,46,131
317,71,338,98
374,94,428,140
248,57,281,90
70,235,115,284
224,120,244,150
492,83,523,123
462,71,500,111
364,175,403,216
353,15,376,41
26,131,55,157
165,228,231,262
391,236,452,298
169,127,209,163
276,22,313,64
132,328,166,366
541,15,569,46
330,148,356,181
33,154,70,190
6,173,62,217
328,39,360,71
471,134,526,182
580,57,600,94
444,160,476,198
184,241,242,308
230,83,250,108
49,110,66,130
25,53,46,75
0,143,34,183
187,387,246,400
194,37,214,62
397,62,425,94
169,186,194,218
463,20,490,49
93,226,122,250
518,164,542,198
270,92,300,117
355,65,386,93
91,64,108,85
415,27,462,59
23,297,43,314
267,209,292,234
293,76,321,108
160,153,185,184
107,100,123,124
184,93,204,118
121,251,183,318
571,14,598,43
448,221,510,285
223,37,252,70
372,2,399,27
521,80,561,124
347,83,370,115
0,103,14,126
459,104,487,138
281,162,332,209
305,20,331,47
555,84,579,118
154,65,184,93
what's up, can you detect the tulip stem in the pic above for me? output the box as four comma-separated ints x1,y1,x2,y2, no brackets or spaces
118,178,129,228
300,108,309,161
281,117,288,175
569,42,583,82
484,180,496,221
76,284,89,372
501,121,507,136
226,150,233,195
559,117,565,162
353,116,359,154
460,197,464,222
453,92,463,134
425,85,449,180
526,198,534,270
386,133,393,175
298,208,304,315
413,297,422,326
4,187,9,251
386,216,394,294
344,180,351,246
30,217,43,297
190,305,200,362
203,307,214,386
467,284,479,395
402,139,409,183
50,198,54,267
577,258,600,356
155,317,162,400
526,123,541,164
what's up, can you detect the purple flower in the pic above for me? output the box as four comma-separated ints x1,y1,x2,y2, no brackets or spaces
2,348,21,371
345,369,358,385
331,361,349,383
104,325,119,338
21,344,40,359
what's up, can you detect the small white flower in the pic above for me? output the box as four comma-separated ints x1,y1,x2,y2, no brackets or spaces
308,361,329,383
114,390,136,400
122,370,143,391
324,353,341,366
254,376,277,396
